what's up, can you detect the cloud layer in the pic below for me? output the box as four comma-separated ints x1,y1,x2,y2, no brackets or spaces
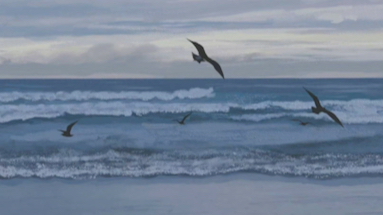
0,0,382,78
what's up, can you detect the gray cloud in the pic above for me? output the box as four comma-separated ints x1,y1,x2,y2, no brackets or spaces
0,1,382,38
51,43,158,64
0,0,382,78
1,59,382,79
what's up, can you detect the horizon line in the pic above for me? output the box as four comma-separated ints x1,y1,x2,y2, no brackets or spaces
0,77,382,80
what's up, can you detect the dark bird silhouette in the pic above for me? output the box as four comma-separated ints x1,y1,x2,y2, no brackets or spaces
175,112,192,125
58,121,78,137
187,39,224,79
292,119,310,126
304,88,343,127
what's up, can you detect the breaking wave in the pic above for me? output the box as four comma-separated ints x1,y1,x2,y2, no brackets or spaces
0,99,383,124
1,148,383,179
0,87,215,102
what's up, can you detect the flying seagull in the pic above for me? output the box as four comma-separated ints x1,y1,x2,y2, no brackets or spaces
304,88,343,127
175,112,192,125
59,121,78,137
187,39,224,79
292,119,310,126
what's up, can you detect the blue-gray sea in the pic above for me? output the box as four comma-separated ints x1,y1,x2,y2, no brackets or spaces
0,79,382,180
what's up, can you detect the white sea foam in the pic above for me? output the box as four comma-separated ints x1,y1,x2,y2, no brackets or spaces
236,99,383,124
230,113,287,122
0,102,238,123
1,149,383,179
0,99,383,124
0,87,215,102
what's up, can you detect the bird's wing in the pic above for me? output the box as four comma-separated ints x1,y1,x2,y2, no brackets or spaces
192,52,202,62
181,112,192,123
323,109,343,127
303,88,321,108
187,39,208,59
206,58,225,79
66,121,78,132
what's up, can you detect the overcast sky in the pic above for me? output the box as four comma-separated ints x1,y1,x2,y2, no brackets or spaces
0,0,382,78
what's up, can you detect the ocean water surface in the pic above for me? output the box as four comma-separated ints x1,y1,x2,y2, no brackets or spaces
0,79,382,179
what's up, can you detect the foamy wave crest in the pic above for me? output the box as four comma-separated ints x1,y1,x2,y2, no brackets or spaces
1,148,383,179
237,99,383,124
0,88,214,102
1,99,383,124
230,112,359,123
242,99,383,112
0,102,237,123
232,112,383,124
231,114,287,122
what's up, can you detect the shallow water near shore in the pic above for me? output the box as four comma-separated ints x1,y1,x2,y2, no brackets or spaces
1,174,383,215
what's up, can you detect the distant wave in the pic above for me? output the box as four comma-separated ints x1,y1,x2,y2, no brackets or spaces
1,148,383,179
230,112,380,124
0,99,383,124
0,88,215,102
0,102,235,123
231,113,287,122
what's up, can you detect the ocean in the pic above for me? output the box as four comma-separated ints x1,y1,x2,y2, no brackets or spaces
0,78,382,180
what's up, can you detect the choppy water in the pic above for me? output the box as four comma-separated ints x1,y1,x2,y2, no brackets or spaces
0,79,382,179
